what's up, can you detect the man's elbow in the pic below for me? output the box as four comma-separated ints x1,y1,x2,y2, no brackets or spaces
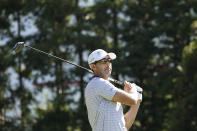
124,117,134,130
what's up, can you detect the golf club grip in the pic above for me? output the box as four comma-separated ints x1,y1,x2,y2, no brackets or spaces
109,77,124,86
109,77,143,94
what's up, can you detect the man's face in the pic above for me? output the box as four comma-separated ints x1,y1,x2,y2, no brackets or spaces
91,56,112,79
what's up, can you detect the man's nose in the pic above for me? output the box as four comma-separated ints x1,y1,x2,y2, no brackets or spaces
105,61,111,66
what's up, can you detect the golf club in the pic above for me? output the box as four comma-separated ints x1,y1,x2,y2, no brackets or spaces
12,42,143,94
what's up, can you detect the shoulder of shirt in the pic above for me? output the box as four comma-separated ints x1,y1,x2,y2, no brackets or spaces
87,77,109,86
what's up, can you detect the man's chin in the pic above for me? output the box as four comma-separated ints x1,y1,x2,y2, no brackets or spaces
104,71,111,77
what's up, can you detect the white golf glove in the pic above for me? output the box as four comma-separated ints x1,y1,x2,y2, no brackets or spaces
131,83,143,102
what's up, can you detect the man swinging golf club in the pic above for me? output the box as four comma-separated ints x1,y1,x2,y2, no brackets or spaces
85,49,142,131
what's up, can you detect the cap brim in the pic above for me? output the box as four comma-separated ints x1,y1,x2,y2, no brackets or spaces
108,52,116,60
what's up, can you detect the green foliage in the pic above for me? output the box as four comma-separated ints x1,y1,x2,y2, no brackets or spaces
33,102,74,131
165,41,197,131
182,41,197,82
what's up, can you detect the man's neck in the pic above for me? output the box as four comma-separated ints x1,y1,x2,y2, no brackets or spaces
94,73,109,80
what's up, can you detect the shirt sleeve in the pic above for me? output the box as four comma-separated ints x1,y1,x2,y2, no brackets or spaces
94,78,118,101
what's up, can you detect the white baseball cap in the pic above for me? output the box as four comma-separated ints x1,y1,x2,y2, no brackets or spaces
88,49,116,65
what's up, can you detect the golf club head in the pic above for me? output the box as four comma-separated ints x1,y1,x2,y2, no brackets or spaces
12,42,25,55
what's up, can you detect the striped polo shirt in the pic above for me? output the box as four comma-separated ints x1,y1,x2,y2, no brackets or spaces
85,77,127,131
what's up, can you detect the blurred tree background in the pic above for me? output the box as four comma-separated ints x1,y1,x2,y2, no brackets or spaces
0,0,197,131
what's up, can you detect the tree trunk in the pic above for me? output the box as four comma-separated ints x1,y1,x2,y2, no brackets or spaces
112,0,119,80
17,11,25,129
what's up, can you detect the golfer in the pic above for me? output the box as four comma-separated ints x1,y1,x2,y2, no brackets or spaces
85,49,142,131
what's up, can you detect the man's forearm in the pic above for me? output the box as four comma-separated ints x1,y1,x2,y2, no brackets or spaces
124,101,140,130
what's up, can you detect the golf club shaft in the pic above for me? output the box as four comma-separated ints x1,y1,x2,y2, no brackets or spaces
25,45,93,73
22,44,142,93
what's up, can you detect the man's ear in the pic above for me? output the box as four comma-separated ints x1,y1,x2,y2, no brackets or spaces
90,64,96,71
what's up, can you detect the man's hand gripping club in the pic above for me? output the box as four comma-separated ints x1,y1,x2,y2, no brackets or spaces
124,81,142,102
